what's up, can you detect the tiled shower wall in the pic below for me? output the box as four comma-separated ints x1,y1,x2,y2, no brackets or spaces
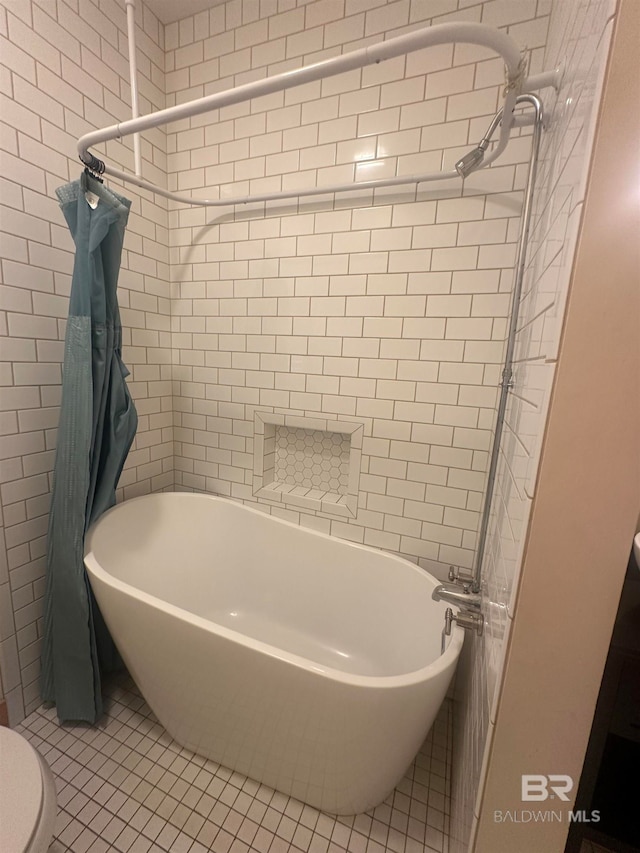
166,0,551,577
450,1,617,850
0,0,172,723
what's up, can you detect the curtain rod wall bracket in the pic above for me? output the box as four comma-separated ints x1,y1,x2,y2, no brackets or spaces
524,63,564,92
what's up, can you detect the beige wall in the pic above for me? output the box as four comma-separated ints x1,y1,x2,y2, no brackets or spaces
473,0,640,849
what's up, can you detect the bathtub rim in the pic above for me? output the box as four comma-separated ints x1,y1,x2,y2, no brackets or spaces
84,492,465,689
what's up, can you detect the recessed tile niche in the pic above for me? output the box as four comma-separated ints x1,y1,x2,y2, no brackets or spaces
253,412,363,517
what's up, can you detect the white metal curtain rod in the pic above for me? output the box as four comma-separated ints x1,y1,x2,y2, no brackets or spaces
78,20,555,208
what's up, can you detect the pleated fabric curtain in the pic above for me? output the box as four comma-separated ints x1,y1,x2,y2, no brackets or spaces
41,171,138,723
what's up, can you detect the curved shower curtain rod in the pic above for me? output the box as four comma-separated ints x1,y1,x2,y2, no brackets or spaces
78,19,559,208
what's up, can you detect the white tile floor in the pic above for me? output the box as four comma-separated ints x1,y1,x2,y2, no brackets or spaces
17,674,453,853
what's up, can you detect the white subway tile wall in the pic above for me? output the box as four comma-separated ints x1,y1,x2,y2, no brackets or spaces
0,0,172,722
165,0,550,585
449,1,617,850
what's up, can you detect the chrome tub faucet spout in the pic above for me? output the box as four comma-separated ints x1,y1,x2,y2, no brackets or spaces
432,583,482,612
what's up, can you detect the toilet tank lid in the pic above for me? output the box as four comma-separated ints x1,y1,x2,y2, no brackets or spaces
0,727,45,853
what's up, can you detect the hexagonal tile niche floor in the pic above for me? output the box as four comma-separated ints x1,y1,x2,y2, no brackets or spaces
17,674,453,853
274,427,350,494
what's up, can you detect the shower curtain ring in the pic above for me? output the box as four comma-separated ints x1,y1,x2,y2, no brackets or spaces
79,153,106,180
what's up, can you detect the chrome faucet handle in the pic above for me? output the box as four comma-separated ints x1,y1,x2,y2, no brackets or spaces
441,608,454,654
448,565,475,587
441,606,483,651
444,607,454,635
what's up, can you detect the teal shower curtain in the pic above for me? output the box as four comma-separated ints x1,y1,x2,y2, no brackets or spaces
41,172,138,723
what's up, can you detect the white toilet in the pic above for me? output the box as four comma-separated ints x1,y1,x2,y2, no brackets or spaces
0,727,57,853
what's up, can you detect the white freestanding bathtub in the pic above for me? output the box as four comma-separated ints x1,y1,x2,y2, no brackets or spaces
84,492,463,814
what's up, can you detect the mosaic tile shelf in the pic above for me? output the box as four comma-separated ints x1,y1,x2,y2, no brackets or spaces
253,413,363,518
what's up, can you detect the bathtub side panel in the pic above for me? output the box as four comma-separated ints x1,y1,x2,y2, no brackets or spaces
91,575,456,814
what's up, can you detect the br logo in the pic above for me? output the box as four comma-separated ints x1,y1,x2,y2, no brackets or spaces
521,775,573,801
